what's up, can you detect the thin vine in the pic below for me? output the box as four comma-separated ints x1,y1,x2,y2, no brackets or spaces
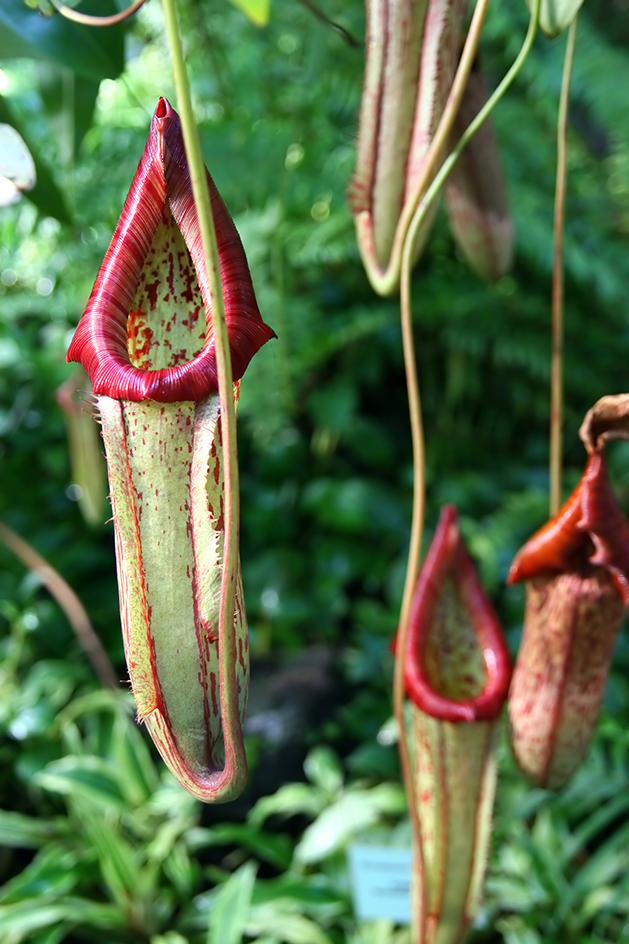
550,16,578,516
162,0,247,799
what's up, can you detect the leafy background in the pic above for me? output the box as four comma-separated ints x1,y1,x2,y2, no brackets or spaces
1,0,629,941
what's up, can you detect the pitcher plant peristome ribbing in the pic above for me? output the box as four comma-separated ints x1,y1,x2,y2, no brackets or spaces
404,506,511,944
68,99,275,802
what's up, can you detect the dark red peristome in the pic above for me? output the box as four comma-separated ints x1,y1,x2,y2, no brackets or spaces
67,97,275,403
508,450,629,606
405,505,512,722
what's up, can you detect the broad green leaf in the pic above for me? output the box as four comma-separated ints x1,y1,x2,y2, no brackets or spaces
249,783,325,828
303,747,344,797
207,862,258,944
495,917,542,944
162,841,194,897
346,921,396,944
251,875,344,914
23,0,57,13
0,96,70,223
79,808,148,910
33,756,128,811
0,845,78,903
572,821,629,894
0,898,125,935
525,0,585,38
227,0,270,27
246,909,334,944
73,76,101,155
0,902,74,936
111,709,160,806
36,63,100,160
31,925,68,944
151,934,190,944
295,786,406,864
0,0,125,79
0,810,62,848
189,823,292,870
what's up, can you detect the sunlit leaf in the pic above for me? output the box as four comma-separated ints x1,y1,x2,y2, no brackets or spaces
295,786,406,864
303,746,344,797
227,0,271,27
246,909,335,944
33,756,128,811
0,898,125,935
249,783,325,828
207,862,258,944
0,810,62,848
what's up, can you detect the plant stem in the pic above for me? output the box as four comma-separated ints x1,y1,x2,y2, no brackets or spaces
53,0,147,26
0,521,118,690
550,16,578,516
394,241,427,941
162,0,247,798
392,4,542,933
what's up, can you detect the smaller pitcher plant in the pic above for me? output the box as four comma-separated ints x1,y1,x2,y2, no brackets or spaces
68,98,274,802
402,506,511,944
508,417,629,788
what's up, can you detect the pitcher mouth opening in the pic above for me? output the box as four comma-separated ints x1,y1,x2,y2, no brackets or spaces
67,97,275,403
405,505,511,723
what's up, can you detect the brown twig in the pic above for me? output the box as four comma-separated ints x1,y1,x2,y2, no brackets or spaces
298,0,361,48
0,521,118,689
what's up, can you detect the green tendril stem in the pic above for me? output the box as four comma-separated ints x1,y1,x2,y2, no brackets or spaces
162,0,246,800
550,16,578,516
392,1,541,934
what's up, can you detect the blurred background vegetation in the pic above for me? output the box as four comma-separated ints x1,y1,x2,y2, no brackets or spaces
1,0,629,940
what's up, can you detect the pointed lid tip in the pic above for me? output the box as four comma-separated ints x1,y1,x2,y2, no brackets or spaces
155,97,171,120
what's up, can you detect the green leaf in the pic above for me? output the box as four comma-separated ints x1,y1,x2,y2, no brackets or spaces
0,0,125,79
0,845,79,903
495,917,542,944
207,862,258,944
303,747,344,797
0,810,63,848
250,875,344,914
295,786,406,864
79,808,146,909
0,902,73,936
246,909,334,944
249,783,325,828
227,0,271,27
0,898,125,935
111,709,160,806
151,934,190,944
525,0,585,38
190,823,293,870
33,756,129,811
73,76,101,155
